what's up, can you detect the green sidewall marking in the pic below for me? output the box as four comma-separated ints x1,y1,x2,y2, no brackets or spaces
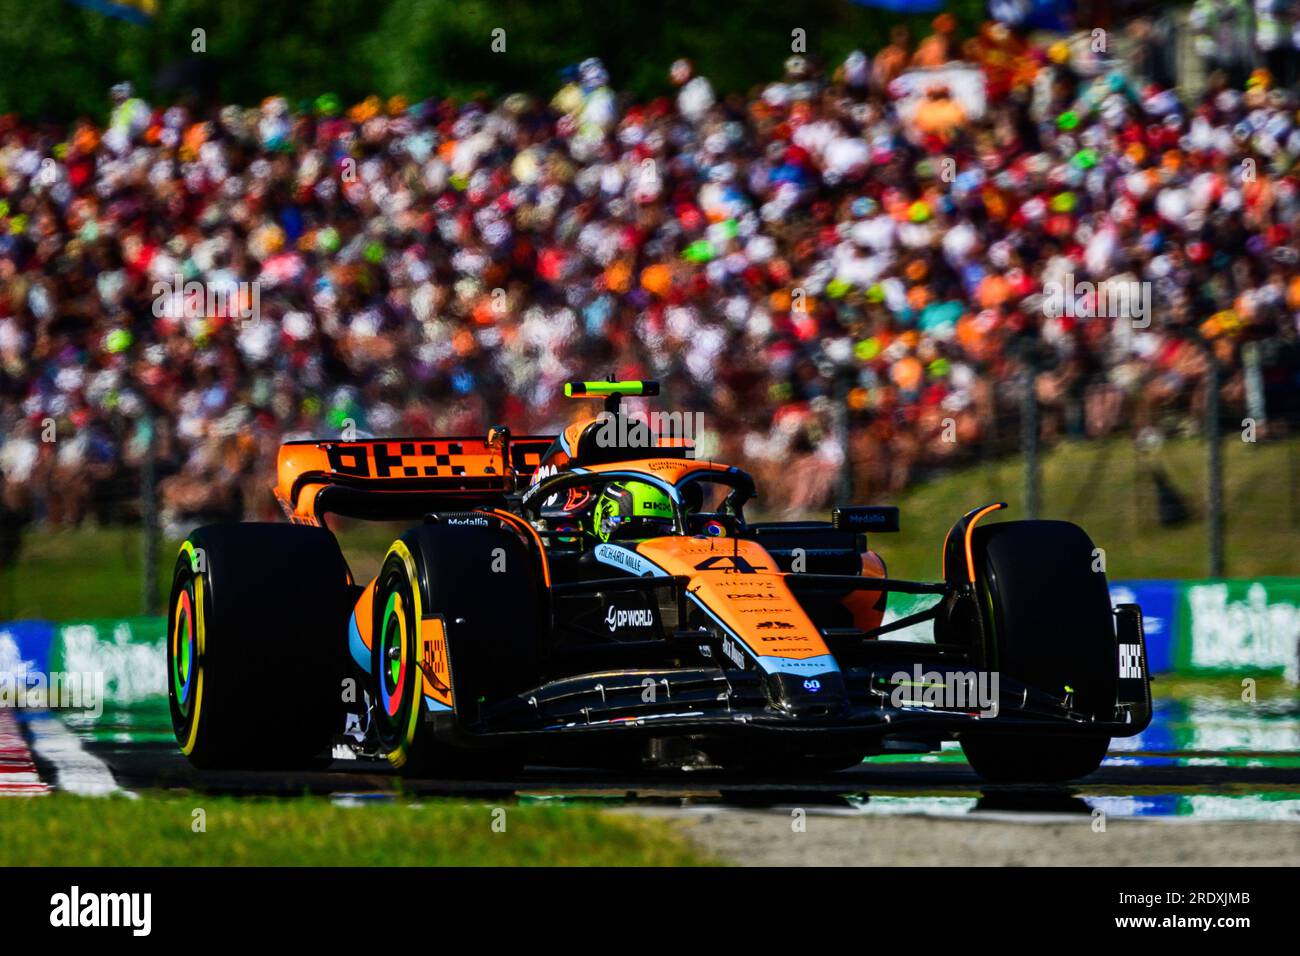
382,591,401,693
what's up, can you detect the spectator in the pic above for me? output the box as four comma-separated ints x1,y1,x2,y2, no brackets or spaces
0,22,1297,530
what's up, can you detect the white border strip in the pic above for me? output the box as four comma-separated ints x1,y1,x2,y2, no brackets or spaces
27,715,130,797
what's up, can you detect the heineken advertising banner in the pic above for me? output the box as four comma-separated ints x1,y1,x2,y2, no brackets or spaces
855,578,1299,683
1103,580,1300,682
1178,579,1300,681
48,617,167,706
1,581,1296,711
1,617,165,711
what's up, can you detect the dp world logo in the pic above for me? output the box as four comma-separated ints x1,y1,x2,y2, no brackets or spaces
605,605,654,632
803,679,821,692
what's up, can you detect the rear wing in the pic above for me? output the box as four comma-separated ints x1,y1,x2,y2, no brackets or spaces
276,434,555,524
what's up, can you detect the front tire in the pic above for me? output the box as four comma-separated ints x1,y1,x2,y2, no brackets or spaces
959,519,1116,783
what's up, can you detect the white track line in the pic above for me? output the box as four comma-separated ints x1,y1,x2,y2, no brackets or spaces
0,709,50,795
26,714,130,797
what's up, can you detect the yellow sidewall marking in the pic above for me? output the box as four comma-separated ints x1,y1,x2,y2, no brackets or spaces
383,539,424,768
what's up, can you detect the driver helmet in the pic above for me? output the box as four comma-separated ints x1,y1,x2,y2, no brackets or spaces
590,481,675,543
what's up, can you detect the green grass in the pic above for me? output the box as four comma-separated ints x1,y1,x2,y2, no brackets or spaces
0,521,405,620
0,793,711,866
2,436,1297,620
1149,674,1296,701
872,435,1300,582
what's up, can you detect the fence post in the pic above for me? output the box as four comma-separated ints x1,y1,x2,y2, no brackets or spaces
834,370,854,505
141,410,159,615
1204,342,1225,577
1022,359,1040,519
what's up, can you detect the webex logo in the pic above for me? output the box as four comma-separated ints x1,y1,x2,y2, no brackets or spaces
50,886,151,936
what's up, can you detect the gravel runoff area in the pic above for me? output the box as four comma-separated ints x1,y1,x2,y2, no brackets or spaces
627,808,1300,866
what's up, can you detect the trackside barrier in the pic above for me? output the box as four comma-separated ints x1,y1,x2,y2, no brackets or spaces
0,583,1296,710
0,618,166,709
1166,579,1300,682
860,578,1300,683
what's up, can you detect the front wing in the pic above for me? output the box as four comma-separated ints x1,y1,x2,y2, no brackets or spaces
430,609,1152,752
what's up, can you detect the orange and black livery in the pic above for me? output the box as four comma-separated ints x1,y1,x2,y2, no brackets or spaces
167,380,1151,782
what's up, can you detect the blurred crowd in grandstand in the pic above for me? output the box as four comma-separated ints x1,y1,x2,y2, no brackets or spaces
1,11,1299,537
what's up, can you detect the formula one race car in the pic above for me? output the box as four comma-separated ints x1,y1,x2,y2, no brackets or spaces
167,380,1151,782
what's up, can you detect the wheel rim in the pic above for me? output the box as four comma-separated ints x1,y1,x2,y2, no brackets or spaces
379,591,409,719
372,541,428,770
172,584,197,715
169,551,207,758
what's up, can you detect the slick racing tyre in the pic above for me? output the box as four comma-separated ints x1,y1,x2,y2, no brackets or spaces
959,519,1115,783
168,523,353,770
370,521,542,778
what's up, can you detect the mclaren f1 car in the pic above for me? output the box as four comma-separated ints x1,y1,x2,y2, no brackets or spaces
167,380,1151,782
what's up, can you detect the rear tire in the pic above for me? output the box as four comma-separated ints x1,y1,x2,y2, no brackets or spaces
168,523,353,770
959,520,1116,783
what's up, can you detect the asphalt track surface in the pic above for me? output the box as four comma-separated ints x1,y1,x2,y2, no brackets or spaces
64,733,1300,865
20,685,1300,864
77,736,1300,801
